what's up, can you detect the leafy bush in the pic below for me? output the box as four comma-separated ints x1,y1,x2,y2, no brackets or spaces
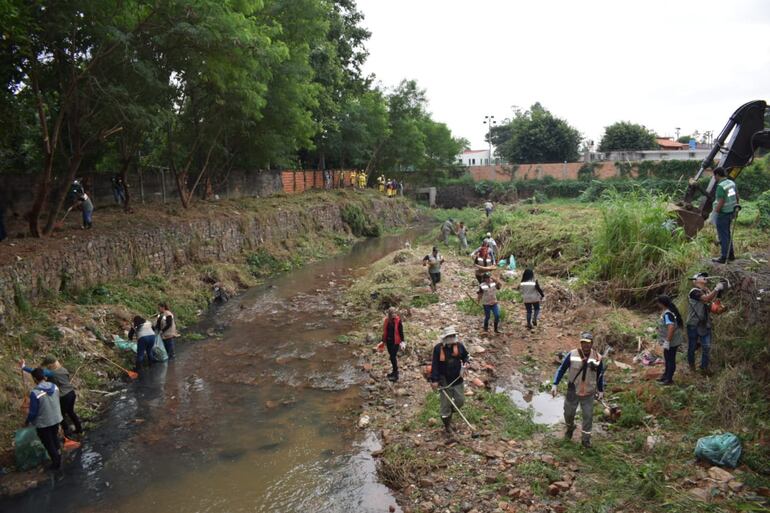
757,190,770,230
341,204,380,237
736,155,770,200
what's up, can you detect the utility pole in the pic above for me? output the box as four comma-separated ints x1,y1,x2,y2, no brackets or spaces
483,115,496,165
675,127,681,141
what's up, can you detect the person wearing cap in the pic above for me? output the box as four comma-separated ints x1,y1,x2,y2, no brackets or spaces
24,368,64,470
440,218,455,244
21,356,82,437
711,167,739,263
482,232,498,261
422,247,445,293
686,272,723,373
477,272,503,334
381,307,406,382
430,326,470,437
655,295,684,385
551,332,605,448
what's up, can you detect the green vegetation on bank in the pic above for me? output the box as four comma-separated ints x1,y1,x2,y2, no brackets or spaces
0,191,415,469
429,192,770,511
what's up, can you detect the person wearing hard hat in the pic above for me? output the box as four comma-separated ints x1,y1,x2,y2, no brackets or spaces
551,332,605,448
430,326,469,438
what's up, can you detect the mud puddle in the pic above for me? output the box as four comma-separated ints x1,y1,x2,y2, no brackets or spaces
0,227,427,513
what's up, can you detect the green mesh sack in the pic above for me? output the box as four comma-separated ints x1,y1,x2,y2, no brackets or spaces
694,432,742,468
14,427,48,471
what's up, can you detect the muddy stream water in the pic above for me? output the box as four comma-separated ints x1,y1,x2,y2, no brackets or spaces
3,228,429,513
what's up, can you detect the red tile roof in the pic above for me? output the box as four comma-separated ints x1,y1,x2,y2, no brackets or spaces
656,138,688,150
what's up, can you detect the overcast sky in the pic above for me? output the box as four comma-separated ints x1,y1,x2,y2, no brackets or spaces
357,0,770,151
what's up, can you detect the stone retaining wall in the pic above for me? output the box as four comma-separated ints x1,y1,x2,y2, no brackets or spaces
0,197,413,325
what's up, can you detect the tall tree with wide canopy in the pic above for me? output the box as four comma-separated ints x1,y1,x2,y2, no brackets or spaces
495,103,581,164
598,121,657,152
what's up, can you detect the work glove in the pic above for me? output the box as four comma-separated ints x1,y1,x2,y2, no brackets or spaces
19,359,25,369
597,392,604,401
715,282,725,292
551,385,558,398
399,341,406,351
431,382,439,390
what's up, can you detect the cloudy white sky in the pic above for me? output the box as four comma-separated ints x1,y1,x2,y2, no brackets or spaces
357,0,770,151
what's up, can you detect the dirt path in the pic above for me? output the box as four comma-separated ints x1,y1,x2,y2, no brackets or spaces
350,242,767,513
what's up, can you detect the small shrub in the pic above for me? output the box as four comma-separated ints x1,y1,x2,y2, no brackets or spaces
13,283,31,315
757,190,770,231
410,294,439,308
341,204,380,237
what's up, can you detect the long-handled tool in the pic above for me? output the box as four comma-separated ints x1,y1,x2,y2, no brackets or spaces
54,205,75,230
438,384,480,439
96,354,138,379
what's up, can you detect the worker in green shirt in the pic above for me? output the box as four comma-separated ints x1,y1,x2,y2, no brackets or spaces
711,168,739,263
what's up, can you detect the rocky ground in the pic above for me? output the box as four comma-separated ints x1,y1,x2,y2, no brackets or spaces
346,242,770,513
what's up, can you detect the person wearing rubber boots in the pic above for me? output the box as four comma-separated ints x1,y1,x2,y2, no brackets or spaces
430,326,469,438
551,332,605,448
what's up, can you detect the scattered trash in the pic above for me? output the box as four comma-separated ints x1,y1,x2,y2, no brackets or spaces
633,350,662,366
695,432,742,468
358,414,370,429
113,335,137,353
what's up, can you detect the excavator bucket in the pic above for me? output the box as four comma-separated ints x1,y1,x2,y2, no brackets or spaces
668,203,704,238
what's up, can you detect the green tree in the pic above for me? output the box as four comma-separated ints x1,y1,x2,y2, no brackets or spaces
495,103,581,163
598,121,657,152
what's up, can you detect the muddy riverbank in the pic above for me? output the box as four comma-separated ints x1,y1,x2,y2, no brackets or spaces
0,226,431,512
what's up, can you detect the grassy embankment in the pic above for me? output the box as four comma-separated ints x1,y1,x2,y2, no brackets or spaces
422,193,770,512
0,190,412,466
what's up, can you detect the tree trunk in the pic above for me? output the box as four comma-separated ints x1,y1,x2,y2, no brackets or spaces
121,156,133,213
174,171,190,208
43,151,83,234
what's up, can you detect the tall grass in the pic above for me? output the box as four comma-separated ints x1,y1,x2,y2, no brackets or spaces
581,189,707,304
